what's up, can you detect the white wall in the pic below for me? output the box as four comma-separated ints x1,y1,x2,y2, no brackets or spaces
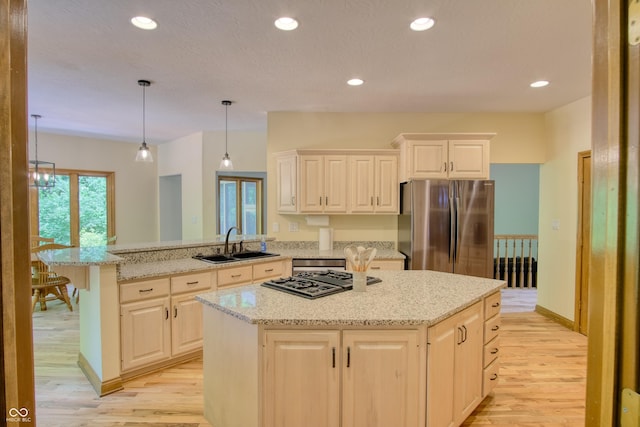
157,132,204,240
537,96,592,320
266,111,548,243
30,132,158,244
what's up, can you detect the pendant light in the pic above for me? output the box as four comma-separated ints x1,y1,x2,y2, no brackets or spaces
135,79,153,162
28,114,56,188
219,100,234,170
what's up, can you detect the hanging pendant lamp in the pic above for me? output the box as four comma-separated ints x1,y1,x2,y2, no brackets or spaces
219,100,234,170
29,114,56,188
135,79,153,162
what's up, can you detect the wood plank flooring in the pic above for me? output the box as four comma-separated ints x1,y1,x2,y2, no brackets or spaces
32,287,586,426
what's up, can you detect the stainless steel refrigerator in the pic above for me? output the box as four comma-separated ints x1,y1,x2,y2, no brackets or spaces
398,179,495,278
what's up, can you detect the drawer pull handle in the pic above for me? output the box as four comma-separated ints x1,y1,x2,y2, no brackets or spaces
186,281,199,285
138,288,153,293
264,268,274,272
347,347,351,368
371,266,380,270
490,373,498,381
231,274,242,278
490,348,499,355
492,302,500,308
332,347,336,368
491,325,500,332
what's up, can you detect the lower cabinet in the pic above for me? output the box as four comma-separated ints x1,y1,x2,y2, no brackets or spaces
263,329,422,427
426,301,483,427
120,272,213,373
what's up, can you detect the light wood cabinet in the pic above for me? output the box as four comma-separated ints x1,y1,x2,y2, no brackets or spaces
218,258,291,289
300,154,348,213
275,149,399,215
263,329,422,427
263,331,341,427
276,153,298,212
426,301,483,427
120,272,213,372
482,292,501,396
392,133,494,182
170,272,213,356
217,264,253,288
120,278,172,372
349,155,399,214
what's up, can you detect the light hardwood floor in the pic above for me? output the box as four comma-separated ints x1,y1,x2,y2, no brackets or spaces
32,287,586,426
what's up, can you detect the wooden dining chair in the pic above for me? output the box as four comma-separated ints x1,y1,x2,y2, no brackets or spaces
31,235,54,248
31,243,74,312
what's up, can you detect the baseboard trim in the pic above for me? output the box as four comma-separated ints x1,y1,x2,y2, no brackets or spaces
534,304,575,330
77,352,124,397
120,350,202,383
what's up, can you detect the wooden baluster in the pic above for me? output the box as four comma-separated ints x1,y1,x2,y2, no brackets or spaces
527,239,533,288
510,239,517,287
518,239,525,288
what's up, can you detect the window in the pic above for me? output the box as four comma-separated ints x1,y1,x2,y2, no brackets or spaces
30,169,115,247
218,175,264,235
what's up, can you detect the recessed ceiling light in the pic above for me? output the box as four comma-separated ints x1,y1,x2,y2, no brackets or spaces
410,17,435,31
530,80,550,88
131,16,158,30
275,17,299,31
347,78,364,86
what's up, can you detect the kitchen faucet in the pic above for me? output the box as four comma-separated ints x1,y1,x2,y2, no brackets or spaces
224,226,240,255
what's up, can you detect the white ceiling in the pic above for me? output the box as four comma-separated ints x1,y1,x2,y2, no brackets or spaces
27,0,593,144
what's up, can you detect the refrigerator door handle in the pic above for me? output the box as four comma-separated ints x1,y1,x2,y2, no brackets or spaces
454,196,461,263
449,195,455,263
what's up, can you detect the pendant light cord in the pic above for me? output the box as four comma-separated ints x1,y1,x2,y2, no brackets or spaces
31,114,41,162
142,83,146,143
224,102,228,154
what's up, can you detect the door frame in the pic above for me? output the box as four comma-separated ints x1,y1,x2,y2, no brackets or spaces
574,150,591,335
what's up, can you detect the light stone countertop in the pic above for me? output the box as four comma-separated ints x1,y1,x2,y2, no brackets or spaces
196,270,505,327
274,248,404,260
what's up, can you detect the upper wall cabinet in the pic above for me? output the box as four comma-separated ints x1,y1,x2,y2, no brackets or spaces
274,149,399,215
391,133,495,182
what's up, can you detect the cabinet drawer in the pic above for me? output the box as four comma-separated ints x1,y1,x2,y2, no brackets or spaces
483,358,500,396
484,292,501,319
484,315,501,344
483,336,500,367
367,259,404,271
218,265,253,288
120,278,170,303
171,272,212,294
253,260,284,281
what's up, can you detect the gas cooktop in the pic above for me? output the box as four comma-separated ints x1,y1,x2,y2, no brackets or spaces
260,270,381,299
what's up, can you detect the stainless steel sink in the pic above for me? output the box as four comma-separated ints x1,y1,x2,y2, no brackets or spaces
231,251,278,260
194,252,279,264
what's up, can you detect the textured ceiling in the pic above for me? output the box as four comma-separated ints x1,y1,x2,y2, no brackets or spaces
26,0,593,144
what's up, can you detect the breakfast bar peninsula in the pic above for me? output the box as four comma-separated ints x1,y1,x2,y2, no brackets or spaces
196,269,505,427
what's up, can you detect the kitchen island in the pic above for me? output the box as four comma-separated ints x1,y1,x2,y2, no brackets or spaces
197,269,505,427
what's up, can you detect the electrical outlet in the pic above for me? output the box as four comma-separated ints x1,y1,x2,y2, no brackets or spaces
551,219,560,230
289,222,299,232
272,222,280,233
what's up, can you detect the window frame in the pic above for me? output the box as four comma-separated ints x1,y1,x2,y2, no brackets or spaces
29,168,115,247
216,174,264,235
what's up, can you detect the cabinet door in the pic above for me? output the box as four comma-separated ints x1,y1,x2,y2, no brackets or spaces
121,297,170,371
171,292,205,356
263,330,340,427
374,155,399,213
409,141,448,179
427,301,483,427
299,155,324,213
453,302,484,424
323,155,348,213
448,140,490,179
276,154,298,212
342,330,421,427
349,155,375,213
426,313,457,427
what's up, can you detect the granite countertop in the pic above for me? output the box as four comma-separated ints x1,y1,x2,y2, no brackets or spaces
36,246,123,266
117,254,290,282
196,270,505,327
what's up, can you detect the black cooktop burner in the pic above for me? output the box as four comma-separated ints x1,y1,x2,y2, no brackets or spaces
261,270,381,299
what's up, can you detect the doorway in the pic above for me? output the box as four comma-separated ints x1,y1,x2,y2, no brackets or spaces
575,150,591,335
159,174,183,241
